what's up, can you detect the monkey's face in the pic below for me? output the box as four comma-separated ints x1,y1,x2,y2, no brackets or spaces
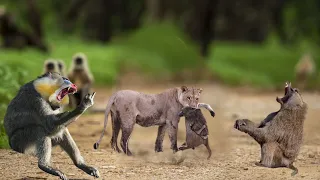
44,60,59,74
277,82,304,107
73,56,85,71
34,72,77,107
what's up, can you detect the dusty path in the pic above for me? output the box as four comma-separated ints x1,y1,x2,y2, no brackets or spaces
1,83,320,180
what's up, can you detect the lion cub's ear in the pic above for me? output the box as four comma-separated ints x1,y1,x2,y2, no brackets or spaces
198,88,203,94
181,86,188,92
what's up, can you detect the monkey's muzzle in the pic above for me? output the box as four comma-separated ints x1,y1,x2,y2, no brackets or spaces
56,80,77,101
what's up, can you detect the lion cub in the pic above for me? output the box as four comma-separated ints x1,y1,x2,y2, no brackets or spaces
178,106,213,159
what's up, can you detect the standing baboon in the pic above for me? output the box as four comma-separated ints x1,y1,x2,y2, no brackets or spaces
295,53,316,89
234,82,307,176
4,72,99,180
178,106,213,159
68,53,94,108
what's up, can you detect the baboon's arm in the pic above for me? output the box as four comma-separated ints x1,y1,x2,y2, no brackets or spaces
235,119,267,144
258,111,278,128
198,103,215,117
52,106,86,127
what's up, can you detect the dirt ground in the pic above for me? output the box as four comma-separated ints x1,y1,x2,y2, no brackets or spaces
1,83,320,180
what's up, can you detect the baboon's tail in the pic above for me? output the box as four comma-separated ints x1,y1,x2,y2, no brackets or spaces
93,93,117,149
289,164,298,176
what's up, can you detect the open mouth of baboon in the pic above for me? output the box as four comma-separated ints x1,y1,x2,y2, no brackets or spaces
57,84,77,101
277,82,293,104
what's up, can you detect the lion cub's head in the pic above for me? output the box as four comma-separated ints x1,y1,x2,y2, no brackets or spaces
178,86,202,108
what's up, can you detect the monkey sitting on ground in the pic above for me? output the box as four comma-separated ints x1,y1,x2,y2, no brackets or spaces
234,82,307,176
57,59,67,77
4,72,99,180
177,106,214,159
68,52,94,108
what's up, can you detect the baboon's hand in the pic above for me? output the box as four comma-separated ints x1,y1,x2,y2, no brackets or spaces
88,167,100,178
79,92,96,110
234,119,250,132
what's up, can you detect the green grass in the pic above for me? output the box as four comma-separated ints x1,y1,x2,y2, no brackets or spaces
208,39,320,89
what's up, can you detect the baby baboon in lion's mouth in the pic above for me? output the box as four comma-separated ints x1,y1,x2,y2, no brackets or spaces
178,106,213,159
234,82,307,176
93,86,215,156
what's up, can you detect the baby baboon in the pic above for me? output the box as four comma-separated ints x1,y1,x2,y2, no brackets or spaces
93,86,210,155
295,53,316,88
68,52,94,108
4,72,99,180
43,59,59,74
178,106,213,159
234,82,307,176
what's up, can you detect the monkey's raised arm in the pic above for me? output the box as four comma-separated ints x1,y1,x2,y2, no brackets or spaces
235,119,267,144
198,103,215,117
50,93,95,127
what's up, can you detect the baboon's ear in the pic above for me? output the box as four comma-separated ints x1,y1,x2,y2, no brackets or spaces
198,88,203,94
181,86,188,92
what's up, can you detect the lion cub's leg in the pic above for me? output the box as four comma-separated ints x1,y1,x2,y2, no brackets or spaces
110,111,121,153
155,125,167,152
120,114,135,156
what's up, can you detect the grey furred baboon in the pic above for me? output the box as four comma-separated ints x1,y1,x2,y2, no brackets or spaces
68,52,94,108
93,86,215,156
178,106,213,159
4,72,99,180
234,82,307,176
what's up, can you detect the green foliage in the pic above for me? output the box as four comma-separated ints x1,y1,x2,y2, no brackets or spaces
208,41,320,89
0,64,27,148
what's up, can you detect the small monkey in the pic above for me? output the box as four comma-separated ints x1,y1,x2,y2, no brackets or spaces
57,59,67,77
294,53,316,88
68,52,94,108
4,72,99,180
178,106,213,159
234,82,307,176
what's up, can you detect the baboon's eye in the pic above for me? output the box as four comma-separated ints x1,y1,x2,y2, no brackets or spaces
195,98,199,101
187,96,191,100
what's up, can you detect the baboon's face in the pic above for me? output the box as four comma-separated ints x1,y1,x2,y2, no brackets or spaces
178,86,202,108
58,62,63,71
33,72,77,106
178,106,197,117
277,82,304,107
46,62,55,71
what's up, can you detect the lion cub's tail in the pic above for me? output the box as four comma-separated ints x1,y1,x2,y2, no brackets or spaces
93,93,117,149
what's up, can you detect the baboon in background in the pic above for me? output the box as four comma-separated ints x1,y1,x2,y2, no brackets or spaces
43,59,59,74
4,72,99,180
234,82,307,176
294,53,316,89
68,52,94,108
57,59,67,76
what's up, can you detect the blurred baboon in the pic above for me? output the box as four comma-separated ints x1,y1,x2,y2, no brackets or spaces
178,106,213,159
42,59,59,74
0,6,48,52
68,53,94,108
234,82,307,176
57,59,67,76
4,72,99,179
295,53,316,89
